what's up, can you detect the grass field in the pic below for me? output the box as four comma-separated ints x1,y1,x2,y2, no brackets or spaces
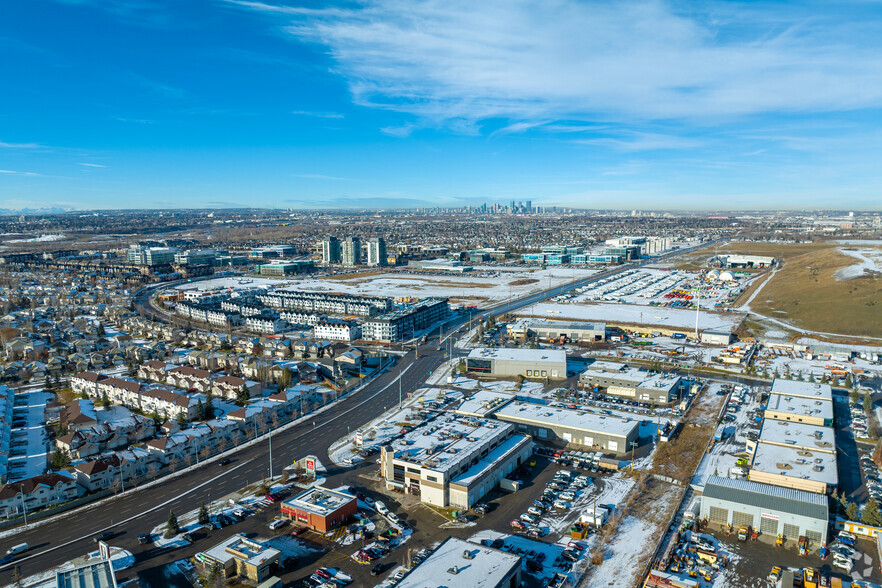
749,246,882,338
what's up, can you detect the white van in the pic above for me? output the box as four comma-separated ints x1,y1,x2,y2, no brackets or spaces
6,542,28,555
374,501,388,515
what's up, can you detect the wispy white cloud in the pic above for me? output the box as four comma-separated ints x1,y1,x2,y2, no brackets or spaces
78,162,106,168
0,140,44,149
227,0,882,133
0,170,40,176
291,110,344,119
575,131,703,152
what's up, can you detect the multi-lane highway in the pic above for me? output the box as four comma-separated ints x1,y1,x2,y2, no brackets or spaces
0,244,707,580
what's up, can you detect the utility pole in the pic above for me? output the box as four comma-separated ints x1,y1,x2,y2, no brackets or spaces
19,484,28,529
269,428,273,479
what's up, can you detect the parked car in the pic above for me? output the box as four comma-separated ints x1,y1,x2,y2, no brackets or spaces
520,513,536,524
268,518,287,530
371,563,385,576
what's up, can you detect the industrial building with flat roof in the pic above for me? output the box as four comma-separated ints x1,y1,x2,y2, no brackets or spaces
466,348,567,380
748,442,837,495
700,475,828,548
380,416,532,509
764,379,834,427
491,399,639,454
396,537,521,588
280,486,357,532
579,360,683,404
455,389,640,454
507,318,606,343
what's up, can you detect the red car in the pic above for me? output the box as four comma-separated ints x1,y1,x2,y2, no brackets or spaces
510,520,526,530
265,494,277,502
291,526,306,536
314,569,331,579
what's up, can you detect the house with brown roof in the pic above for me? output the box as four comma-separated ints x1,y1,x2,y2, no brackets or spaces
0,472,80,517
212,375,261,401
166,365,213,392
71,371,107,396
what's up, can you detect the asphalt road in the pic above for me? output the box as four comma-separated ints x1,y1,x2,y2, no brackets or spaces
0,244,708,580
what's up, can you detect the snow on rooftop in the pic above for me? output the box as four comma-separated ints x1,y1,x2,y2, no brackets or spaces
391,416,514,475
750,442,838,487
770,379,832,401
284,486,355,516
467,347,566,363
199,533,280,567
765,393,833,421
396,537,520,588
495,400,638,438
758,420,836,453
455,390,516,418
453,434,531,487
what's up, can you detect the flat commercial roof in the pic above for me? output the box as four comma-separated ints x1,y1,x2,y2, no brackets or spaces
396,537,521,588
283,486,355,517
56,561,118,588
750,443,838,488
771,379,833,402
455,390,515,418
703,475,828,520
494,400,638,438
758,420,836,453
452,434,532,487
200,533,280,567
468,347,566,364
765,393,833,422
391,417,514,475
581,365,681,393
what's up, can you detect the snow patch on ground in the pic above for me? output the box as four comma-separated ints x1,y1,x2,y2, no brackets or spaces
834,248,882,281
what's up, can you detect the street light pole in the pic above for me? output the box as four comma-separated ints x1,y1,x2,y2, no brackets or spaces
269,428,273,479
19,484,28,529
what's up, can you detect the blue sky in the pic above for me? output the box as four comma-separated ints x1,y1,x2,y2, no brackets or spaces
2,0,882,211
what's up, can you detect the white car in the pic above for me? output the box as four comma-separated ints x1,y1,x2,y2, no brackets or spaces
387,513,400,525
833,557,853,572
267,518,287,530
520,513,536,524
839,530,857,541
560,491,576,501
375,501,389,515
553,500,570,510
527,507,544,516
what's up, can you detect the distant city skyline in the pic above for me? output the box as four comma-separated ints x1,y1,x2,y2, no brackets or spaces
2,1,881,210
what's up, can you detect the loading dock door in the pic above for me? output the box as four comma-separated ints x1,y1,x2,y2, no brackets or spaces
760,515,779,535
708,506,728,525
732,511,754,528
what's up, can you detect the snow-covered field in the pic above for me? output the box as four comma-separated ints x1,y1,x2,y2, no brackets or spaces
835,247,882,281
584,483,680,588
515,301,745,331
692,383,757,487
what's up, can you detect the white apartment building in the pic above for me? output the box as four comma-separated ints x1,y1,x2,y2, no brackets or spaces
314,320,362,342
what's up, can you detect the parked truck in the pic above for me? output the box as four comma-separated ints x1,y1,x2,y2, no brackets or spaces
499,478,521,492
